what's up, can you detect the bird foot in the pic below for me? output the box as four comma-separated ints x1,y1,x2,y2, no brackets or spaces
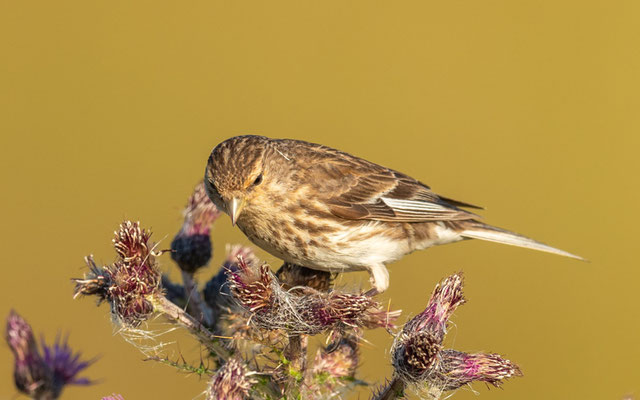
366,264,389,295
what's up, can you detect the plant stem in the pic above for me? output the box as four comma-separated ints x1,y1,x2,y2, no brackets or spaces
372,377,406,400
153,294,228,359
180,270,215,327
284,334,307,373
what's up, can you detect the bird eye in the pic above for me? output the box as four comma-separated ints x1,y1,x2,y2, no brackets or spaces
253,174,263,186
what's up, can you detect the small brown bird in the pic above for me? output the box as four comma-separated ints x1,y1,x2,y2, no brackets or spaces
204,135,581,293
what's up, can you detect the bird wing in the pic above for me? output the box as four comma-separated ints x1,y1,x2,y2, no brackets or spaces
304,155,481,222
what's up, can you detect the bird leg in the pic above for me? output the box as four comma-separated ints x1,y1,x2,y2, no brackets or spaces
366,263,389,296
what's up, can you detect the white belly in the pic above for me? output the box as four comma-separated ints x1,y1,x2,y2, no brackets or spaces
305,221,410,272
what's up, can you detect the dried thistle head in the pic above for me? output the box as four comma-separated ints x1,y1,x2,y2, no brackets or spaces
403,273,465,341
429,350,523,391
391,273,522,395
204,245,257,315
392,274,464,383
303,292,399,331
74,221,162,327
113,220,154,264
392,331,442,382
227,258,399,334
227,259,275,314
206,357,253,400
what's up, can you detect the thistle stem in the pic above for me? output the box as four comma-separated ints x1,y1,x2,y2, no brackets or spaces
180,270,215,327
283,334,307,373
372,377,406,400
153,295,228,359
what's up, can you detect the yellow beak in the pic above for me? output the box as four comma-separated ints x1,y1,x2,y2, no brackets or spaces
228,197,245,226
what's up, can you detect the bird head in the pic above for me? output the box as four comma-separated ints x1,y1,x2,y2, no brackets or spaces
204,135,274,226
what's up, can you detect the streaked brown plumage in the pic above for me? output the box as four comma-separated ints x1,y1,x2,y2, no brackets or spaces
204,135,581,293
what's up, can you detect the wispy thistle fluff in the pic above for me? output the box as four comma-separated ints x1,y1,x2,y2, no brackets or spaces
5,311,94,399
74,221,162,327
206,357,253,400
171,182,222,273
227,257,400,334
390,273,522,396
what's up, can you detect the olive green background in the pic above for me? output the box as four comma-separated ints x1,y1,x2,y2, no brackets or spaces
1,1,638,399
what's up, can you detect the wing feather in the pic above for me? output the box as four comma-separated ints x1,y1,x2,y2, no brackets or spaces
280,139,480,222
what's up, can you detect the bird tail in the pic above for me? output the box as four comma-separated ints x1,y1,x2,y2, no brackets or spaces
460,222,584,260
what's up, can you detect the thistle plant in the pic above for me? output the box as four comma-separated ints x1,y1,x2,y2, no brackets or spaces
5,310,94,399
7,180,523,399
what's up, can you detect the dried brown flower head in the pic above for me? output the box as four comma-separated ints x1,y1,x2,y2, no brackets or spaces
207,357,252,400
74,221,162,327
227,258,399,334
428,350,522,391
391,273,522,395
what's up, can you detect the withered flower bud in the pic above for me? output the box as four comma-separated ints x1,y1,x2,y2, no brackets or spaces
428,350,522,391
171,182,221,273
6,311,52,398
207,357,252,400
74,221,162,327
403,273,465,342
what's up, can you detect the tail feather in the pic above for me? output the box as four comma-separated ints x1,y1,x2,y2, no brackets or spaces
461,223,584,261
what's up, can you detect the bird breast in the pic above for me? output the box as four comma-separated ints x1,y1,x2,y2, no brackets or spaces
236,202,412,273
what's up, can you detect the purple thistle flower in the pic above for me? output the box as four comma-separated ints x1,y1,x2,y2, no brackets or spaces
6,311,94,399
41,334,95,391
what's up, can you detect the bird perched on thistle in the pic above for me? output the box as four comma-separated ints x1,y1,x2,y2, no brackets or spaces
204,135,582,294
